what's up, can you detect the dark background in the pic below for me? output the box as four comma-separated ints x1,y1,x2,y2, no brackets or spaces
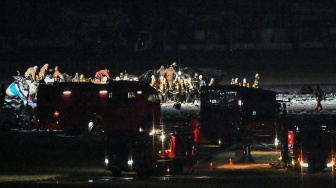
1,0,336,84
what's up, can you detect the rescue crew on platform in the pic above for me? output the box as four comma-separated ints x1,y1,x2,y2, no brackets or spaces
79,74,86,82
179,75,187,103
242,78,249,87
101,76,108,84
230,78,235,85
253,73,260,88
186,77,195,104
172,77,181,104
199,75,207,89
171,61,178,71
95,69,110,82
53,66,64,82
38,64,49,81
165,66,177,91
72,73,79,82
157,65,166,78
24,66,38,82
150,75,159,91
192,72,200,98
158,76,169,104
235,78,239,85
119,72,124,80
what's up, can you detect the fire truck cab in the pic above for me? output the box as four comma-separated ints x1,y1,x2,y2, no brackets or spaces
283,117,335,172
200,85,279,145
36,81,161,134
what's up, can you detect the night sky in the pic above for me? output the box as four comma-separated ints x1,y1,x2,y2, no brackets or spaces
2,0,335,37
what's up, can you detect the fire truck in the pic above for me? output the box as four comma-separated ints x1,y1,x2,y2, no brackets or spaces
282,116,335,172
36,81,161,133
36,81,195,175
104,122,195,176
199,85,279,145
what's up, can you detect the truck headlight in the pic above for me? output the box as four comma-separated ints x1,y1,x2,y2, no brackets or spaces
300,161,309,167
327,161,334,167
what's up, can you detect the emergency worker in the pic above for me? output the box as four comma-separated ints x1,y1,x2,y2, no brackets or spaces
253,73,260,88
199,75,206,89
192,72,200,98
242,78,249,87
79,74,86,82
158,77,169,104
312,85,325,110
38,64,49,81
24,66,38,82
186,77,195,104
171,61,178,71
150,75,159,91
53,66,64,82
230,78,235,85
208,78,215,86
172,77,180,104
95,69,110,82
165,66,177,91
72,73,79,82
157,65,166,78
179,75,187,103
235,78,239,85
101,76,108,84
242,131,254,162
119,72,124,80
18,99,34,130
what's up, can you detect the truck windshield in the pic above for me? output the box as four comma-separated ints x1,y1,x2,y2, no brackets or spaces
301,130,331,150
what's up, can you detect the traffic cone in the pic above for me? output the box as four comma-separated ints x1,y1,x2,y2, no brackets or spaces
229,158,233,166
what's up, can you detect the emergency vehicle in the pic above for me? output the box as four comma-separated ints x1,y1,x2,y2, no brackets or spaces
104,122,195,176
35,81,161,133
283,117,335,172
36,81,195,175
199,85,279,145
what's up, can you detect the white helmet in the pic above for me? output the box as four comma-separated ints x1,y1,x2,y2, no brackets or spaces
33,66,38,69
199,75,203,79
